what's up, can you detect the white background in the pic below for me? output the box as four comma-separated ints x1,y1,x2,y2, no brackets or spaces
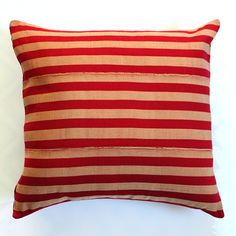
0,0,235,235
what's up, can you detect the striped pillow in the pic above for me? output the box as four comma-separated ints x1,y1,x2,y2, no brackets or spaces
10,20,224,219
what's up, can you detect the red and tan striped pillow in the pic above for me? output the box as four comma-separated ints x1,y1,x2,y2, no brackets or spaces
10,19,224,218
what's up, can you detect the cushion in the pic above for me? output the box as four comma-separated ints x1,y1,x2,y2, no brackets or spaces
10,19,224,219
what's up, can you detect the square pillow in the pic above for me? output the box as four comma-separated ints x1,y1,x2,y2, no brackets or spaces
10,19,224,218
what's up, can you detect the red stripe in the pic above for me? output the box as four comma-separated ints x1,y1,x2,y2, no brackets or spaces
14,189,220,203
13,201,70,219
18,174,216,186
24,119,211,131
12,200,224,219
24,156,213,168
13,35,214,48
23,82,209,97
25,138,212,149
10,23,219,34
23,65,210,81
25,100,210,114
203,209,224,218
17,48,210,63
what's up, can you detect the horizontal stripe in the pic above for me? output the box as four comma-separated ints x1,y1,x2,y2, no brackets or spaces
25,100,210,114
11,27,218,40
23,91,209,107
18,174,216,186
25,148,212,159
21,56,209,73
23,73,210,90
18,48,210,63
24,156,213,168
25,139,212,149
14,189,220,204
24,128,211,141
23,82,209,96
16,182,217,196
25,110,211,123
24,119,211,131
12,35,215,49
14,41,211,56
23,166,213,177
20,54,208,74
11,27,218,45
13,194,224,218
23,65,210,81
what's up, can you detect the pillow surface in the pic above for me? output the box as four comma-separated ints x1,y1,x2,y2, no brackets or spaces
10,19,224,218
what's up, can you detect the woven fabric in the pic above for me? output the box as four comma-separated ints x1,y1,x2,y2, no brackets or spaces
10,19,224,218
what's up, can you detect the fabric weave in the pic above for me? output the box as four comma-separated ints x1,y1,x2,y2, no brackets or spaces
10,19,224,218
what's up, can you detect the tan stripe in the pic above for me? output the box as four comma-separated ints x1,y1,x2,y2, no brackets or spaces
26,110,211,123
11,27,217,40
13,193,223,212
16,181,217,196
14,41,210,56
23,73,210,89
21,55,209,72
24,91,209,106
23,166,213,178
24,128,211,141
25,148,212,159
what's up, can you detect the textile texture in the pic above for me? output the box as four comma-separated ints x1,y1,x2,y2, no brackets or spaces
10,20,224,218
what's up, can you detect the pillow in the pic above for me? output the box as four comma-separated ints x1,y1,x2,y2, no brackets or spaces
10,19,224,219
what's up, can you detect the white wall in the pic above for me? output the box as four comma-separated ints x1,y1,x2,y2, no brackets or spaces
0,0,235,235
